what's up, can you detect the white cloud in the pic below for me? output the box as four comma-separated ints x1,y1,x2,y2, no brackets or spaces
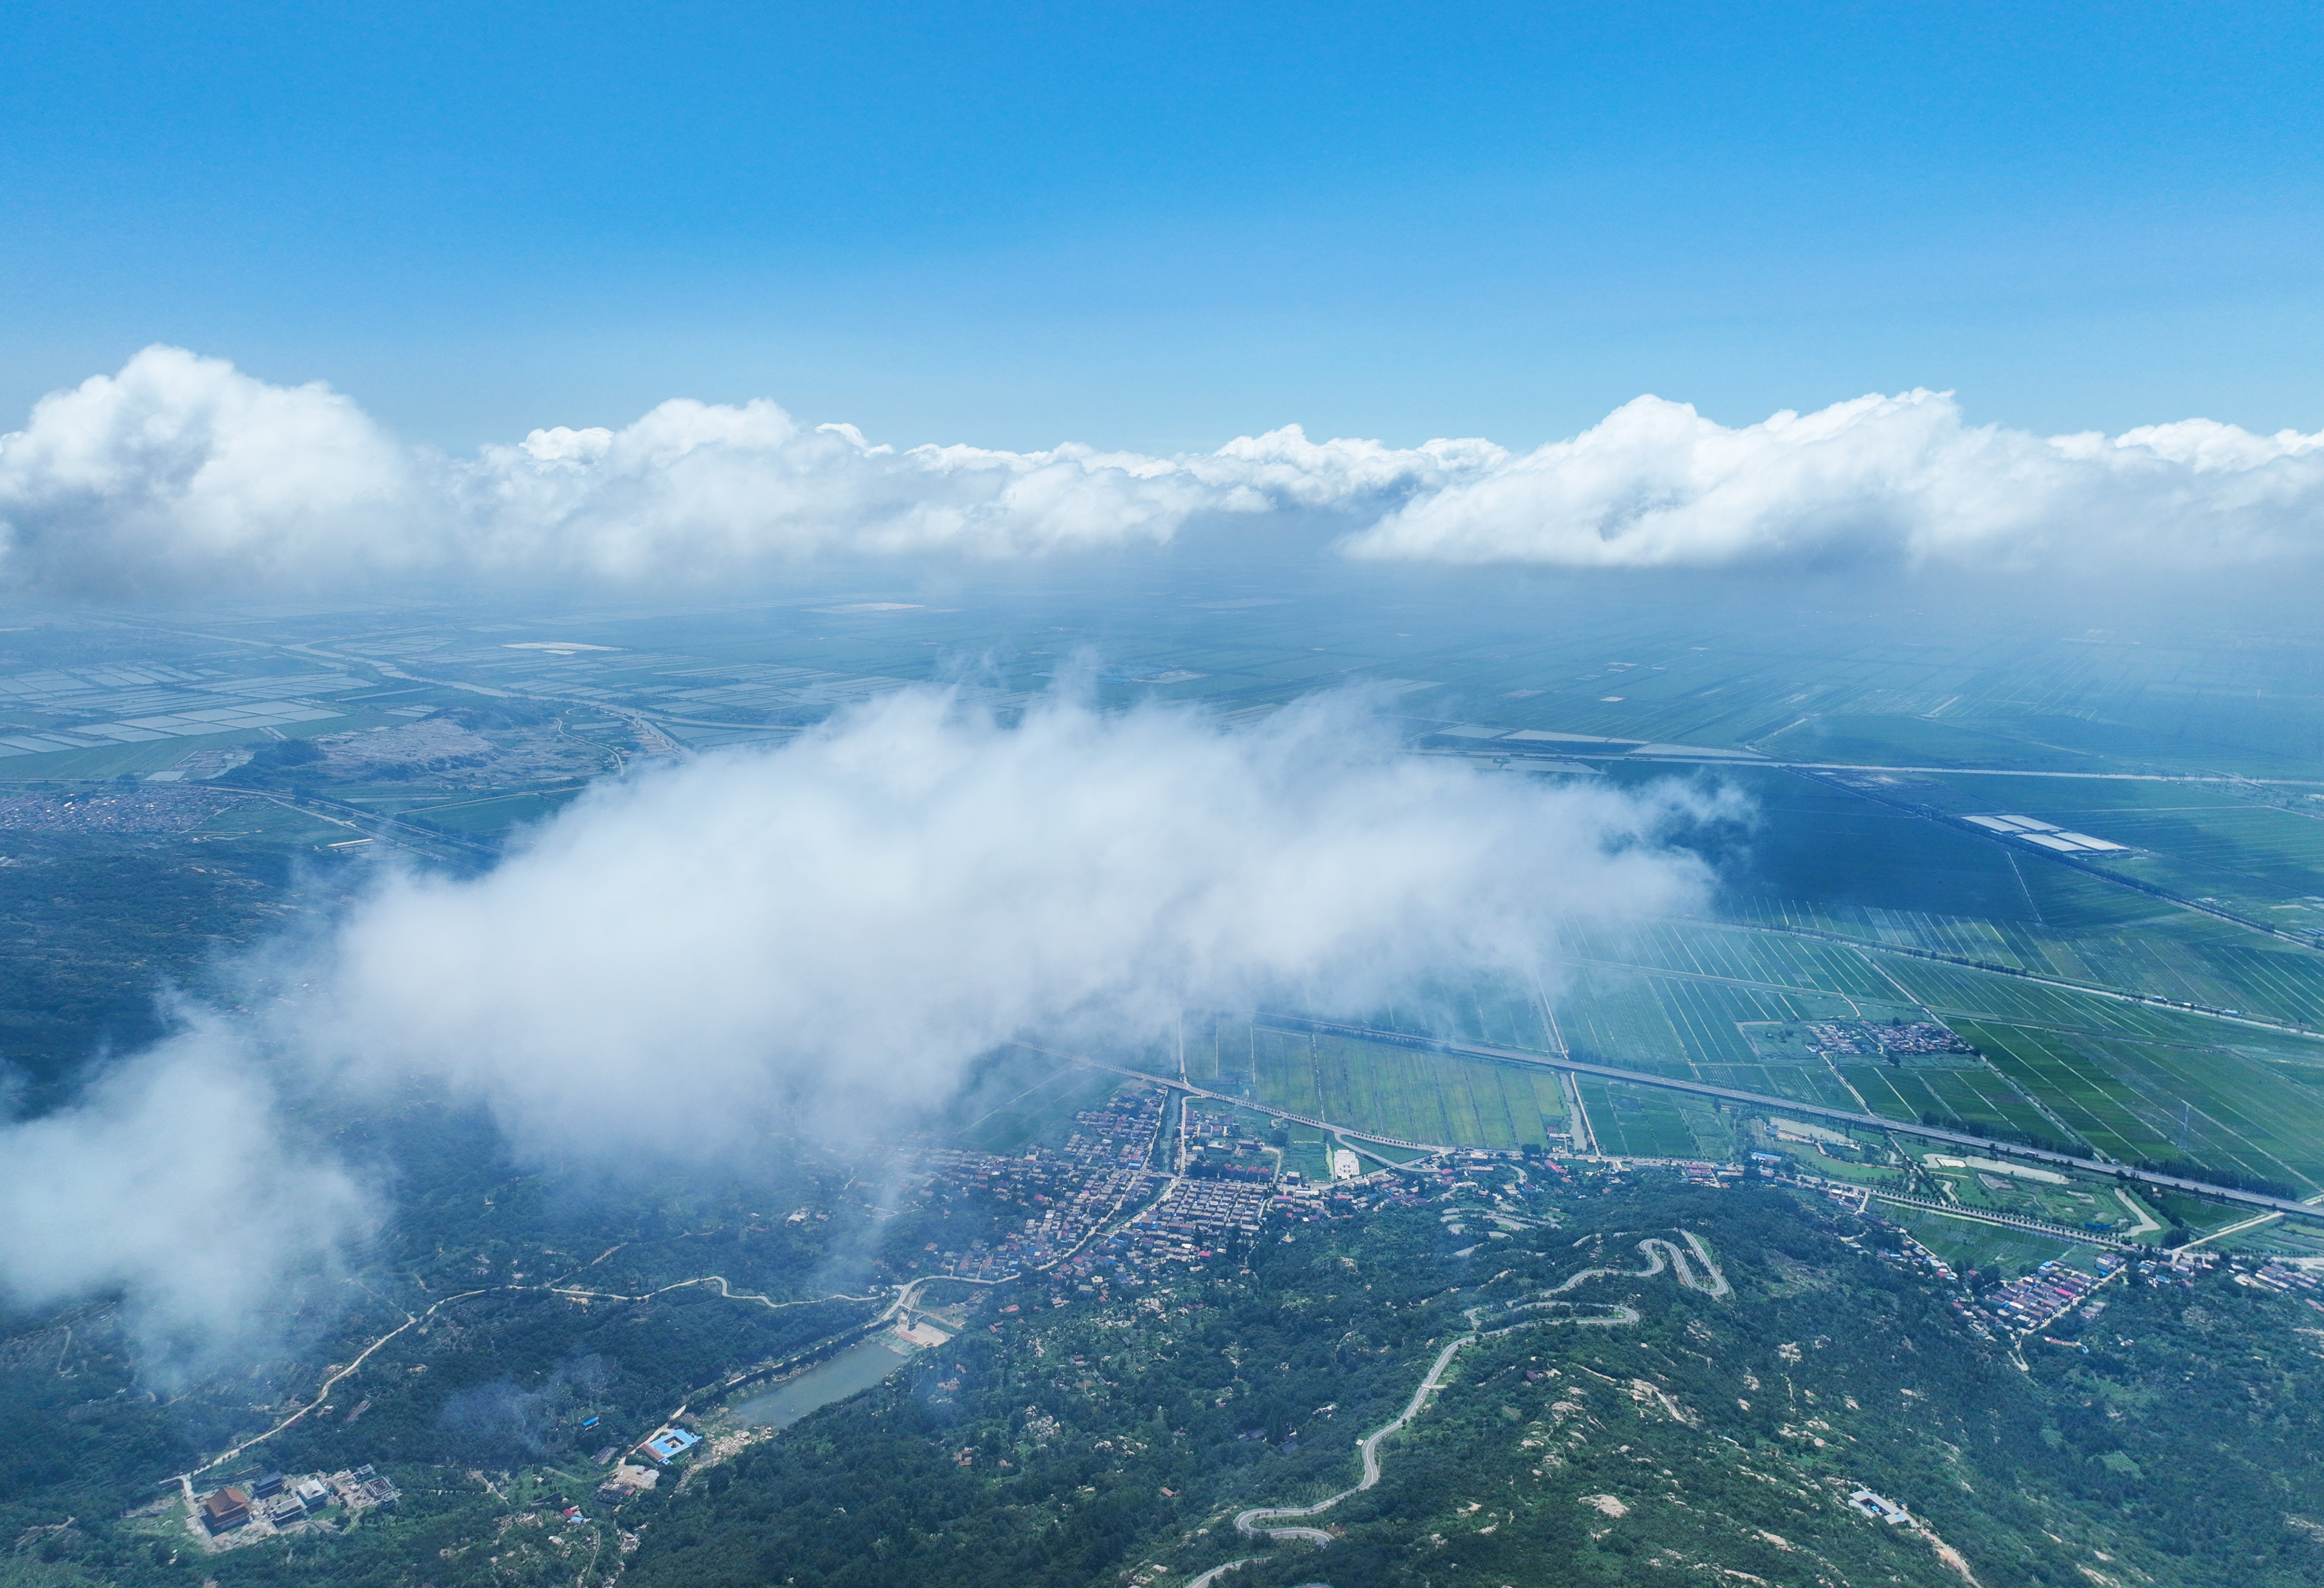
1340,390,2324,570
0,347,421,596
12,348,2306,594
0,348,1489,593
0,687,1727,1352
468,414,1508,574
287,686,1724,1157
0,1028,371,1366
469,404,1217,571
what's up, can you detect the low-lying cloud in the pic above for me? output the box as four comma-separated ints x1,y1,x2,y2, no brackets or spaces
0,687,1731,1358
6,348,2317,596
292,687,1724,1156
0,1027,371,1364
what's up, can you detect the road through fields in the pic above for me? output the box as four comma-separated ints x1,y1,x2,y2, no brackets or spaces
1254,1015,2324,1224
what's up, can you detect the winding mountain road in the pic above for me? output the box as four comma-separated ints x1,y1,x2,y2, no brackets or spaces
1221,1232,1727,1557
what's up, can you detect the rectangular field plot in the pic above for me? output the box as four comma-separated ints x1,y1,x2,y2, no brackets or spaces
1884,1208,2089,1279
396,787,587,837
1233,1026,1568,1150
1566,919,1902,1002
1720,889,2324,1029
1866,956,2233,1042
1953,1020,2324,1193
1682,1061,1853,1109
1549,970,1693,1077
1690,765,2028,909
947,1051,1129,1152
1575,1078,1725,1159
1835,1059,2063,1143
2160,940,2324,1026
1182,1020,1238,1090
2019,927,2324,1025
1553,970,1865,1069
1835,1063,1923,1123
1720,890,2147,974
1949,1021,2176,1163
2013,856,2193,934
1648,979,1788,1065
1933,779,2324,914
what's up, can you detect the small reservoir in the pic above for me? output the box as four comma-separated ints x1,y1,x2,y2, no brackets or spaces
727,1335,918,1430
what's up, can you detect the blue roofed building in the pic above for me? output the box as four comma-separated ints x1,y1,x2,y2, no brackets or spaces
640,1426,702,1462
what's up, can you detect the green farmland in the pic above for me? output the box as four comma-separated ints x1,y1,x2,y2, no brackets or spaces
1156,860,2324,1209
1185,1022,1568,1149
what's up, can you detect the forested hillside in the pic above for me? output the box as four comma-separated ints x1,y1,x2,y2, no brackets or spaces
614,1178,2324,1588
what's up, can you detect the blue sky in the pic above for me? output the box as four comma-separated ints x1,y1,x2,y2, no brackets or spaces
4,1,2319,451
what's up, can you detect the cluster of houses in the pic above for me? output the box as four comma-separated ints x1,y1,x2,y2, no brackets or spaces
912,1088,1172,1280
1954,1260,2104,1337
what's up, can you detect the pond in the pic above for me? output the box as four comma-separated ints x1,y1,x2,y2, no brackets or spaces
726,1334,919,1430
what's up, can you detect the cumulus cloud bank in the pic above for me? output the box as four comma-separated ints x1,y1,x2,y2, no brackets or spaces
0,686,1726,1353
1340,389,2324,571
0,346,1489,594
10,347,2316,594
